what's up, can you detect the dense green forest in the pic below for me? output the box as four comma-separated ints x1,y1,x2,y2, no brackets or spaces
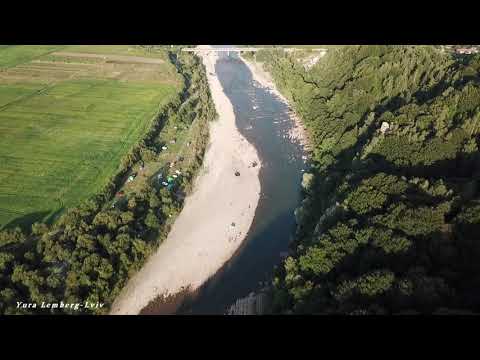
249,46,480,314
0,51,216,314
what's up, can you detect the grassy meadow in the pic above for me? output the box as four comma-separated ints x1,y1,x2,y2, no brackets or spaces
0,45,181,229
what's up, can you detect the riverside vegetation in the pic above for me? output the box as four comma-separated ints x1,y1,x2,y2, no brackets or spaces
0,48,216,314
245,46,480,314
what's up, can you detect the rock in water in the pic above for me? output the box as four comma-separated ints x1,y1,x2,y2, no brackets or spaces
380,121,390,134
301,173,314,192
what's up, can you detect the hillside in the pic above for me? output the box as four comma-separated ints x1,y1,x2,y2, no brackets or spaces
249,46,480,314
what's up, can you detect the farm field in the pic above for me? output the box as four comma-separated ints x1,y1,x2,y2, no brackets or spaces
0,45,182,230
0,45,65,68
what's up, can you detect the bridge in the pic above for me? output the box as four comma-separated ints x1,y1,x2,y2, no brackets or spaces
181,47,328,54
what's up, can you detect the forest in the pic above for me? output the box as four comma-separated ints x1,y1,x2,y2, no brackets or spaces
250,46,480,314
0,50,216,314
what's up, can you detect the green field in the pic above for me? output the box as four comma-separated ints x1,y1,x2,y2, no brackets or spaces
0,45,65,68
0,45,181,229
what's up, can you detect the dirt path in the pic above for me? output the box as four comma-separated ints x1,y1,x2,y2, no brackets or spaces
110,45,262,315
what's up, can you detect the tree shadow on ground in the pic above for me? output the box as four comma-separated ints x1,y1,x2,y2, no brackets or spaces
1,207,65,233
139,285,193,315
2,210,52,232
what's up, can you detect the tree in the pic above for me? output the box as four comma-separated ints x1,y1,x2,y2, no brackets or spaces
144,212,160,230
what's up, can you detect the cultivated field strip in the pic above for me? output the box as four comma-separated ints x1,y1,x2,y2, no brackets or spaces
52,51,166,64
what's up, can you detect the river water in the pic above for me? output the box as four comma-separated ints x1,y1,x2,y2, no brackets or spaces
178,49,307,314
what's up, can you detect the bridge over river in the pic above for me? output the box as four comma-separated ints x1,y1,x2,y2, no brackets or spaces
181,47,328,56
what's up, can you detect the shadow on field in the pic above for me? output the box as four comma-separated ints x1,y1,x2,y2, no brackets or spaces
2,211,52,232
44,207,65,226
2,207,64,232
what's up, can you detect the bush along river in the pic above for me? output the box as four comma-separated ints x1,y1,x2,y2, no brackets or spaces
177,49,308,314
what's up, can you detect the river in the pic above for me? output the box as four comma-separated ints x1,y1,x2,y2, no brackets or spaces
178,49,307,314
